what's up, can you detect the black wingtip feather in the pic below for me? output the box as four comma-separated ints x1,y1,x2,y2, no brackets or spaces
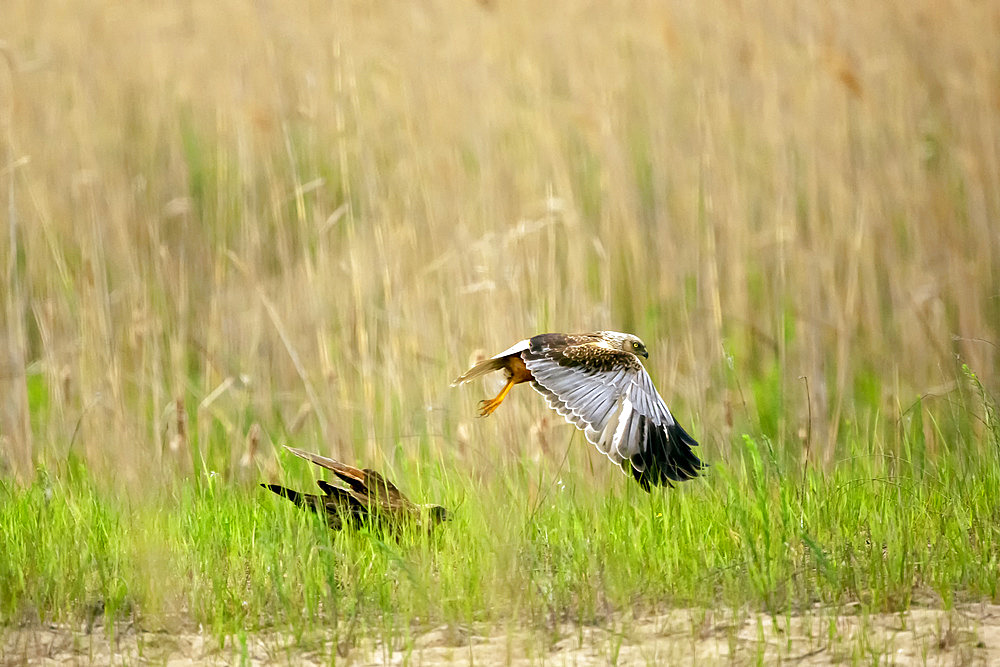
262,483,324,513
262,483,301,503
628,419,706,491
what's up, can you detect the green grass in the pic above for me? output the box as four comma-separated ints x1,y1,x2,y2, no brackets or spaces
2,378,997,656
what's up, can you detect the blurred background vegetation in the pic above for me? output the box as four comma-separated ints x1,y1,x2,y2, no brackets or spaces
1,0,997,486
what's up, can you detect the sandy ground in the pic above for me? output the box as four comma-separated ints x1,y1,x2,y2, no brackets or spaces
3,605,999,665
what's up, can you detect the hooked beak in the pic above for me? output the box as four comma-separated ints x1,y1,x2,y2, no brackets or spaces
641,349,649,359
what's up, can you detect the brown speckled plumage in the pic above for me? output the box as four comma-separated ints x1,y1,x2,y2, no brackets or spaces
454,331,705,491
532,333,644,373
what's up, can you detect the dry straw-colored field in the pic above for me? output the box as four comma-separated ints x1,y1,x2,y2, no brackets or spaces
3,0,995,481
2,2,1000,662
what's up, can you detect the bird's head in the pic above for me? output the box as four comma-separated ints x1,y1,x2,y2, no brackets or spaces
600,331,649,359
422,503,451,525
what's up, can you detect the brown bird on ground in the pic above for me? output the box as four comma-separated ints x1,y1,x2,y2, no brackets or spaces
262,446,449,531
453,331,705,491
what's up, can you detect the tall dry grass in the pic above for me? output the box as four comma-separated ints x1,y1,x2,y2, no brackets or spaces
1,0,997,483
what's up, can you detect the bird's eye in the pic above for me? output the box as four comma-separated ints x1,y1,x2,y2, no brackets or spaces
632,342,639,348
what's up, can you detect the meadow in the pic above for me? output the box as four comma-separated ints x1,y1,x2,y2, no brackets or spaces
1,0,999,663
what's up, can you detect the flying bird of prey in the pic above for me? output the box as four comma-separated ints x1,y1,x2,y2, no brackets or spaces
453,331,705,490
262,446,449,531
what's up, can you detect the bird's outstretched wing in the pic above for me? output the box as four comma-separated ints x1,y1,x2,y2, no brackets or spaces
283,445,411,509
262,482,364,530
522,337,704,490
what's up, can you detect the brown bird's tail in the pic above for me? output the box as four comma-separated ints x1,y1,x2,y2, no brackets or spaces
451,357,507,386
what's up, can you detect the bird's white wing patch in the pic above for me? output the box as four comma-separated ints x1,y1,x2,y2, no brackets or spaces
609,394,633,461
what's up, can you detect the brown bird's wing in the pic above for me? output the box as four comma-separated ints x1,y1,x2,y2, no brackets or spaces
315,480,372,526
262,483,318,510
522,334,704,491
284,446,366,482
262,482,364,530
283,445,414,512
358,469,417,510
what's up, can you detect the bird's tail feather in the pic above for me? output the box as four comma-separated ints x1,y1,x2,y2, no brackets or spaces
451,357,506,386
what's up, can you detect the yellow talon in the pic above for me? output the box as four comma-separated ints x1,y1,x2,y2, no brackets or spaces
478,378,516,417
